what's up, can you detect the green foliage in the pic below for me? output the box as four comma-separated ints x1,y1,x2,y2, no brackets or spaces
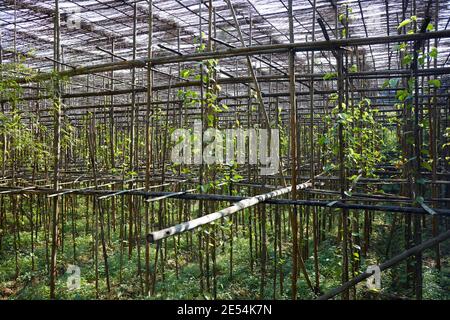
382,78,400,89
444,127,450,165
428,79,441,89
323,72,337,80
397,18,412,29
429,47,438,59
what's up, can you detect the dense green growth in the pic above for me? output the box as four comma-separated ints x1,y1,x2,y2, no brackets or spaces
0,199,448,299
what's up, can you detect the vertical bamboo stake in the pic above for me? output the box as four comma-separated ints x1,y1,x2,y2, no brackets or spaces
411,0,423,299
288,0,298,300
88,118,111,295
0,32,4,181
309,0,320,294
198,0,205,294
128,2,138,259
50,0,61,299
431,0,441,271
224,0,269,127
337,48,349,300
109,39,117,234
145,0,153,296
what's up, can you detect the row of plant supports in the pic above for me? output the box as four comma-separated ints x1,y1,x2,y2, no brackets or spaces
0,0,449,299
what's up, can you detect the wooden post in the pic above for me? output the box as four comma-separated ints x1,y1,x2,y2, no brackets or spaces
145,0,153,296
50,0,61,299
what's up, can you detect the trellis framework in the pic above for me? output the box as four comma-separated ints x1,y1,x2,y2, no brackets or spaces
0,0,449,300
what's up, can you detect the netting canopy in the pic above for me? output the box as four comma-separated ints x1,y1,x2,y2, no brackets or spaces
0,0,449,301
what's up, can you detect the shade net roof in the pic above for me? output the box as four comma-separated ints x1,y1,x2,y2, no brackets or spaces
0,0,449,124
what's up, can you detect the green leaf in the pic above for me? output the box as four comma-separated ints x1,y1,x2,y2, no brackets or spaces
421,161,432,171
396,89,410,101
418,54,426,66
323,72,337,80
389,78,399,88
402,54,412,65
428,79,441,88
180,69,191,79
232,174,243,182
207,114,215,126
200,184,210,193
429,47,438,59
397,18,412,29
318,135,328,146
398,42,407,51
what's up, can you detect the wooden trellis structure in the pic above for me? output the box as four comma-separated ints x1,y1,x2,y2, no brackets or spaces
0,0,449,300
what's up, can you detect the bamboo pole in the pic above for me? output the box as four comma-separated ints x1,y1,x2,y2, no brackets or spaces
10,31,450,84
317,229,450,300
147,179,314,243
144,0,153,297
49,0,61,299
224,0,270,127
287,0,299,300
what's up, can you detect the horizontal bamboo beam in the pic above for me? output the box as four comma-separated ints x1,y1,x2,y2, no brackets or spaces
10,30,450,84
4,85,448,104
150,30,450,65
0,184,448,215
317,229,450,300
146,179,314,243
